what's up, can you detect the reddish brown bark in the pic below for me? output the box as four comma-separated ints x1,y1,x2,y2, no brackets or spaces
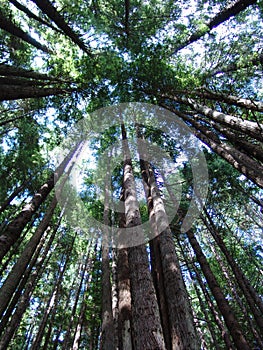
121,123,166,349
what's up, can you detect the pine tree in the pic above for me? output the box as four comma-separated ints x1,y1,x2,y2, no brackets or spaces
0,0,262,349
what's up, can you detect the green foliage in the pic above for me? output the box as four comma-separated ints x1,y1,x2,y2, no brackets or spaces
0,0,262,349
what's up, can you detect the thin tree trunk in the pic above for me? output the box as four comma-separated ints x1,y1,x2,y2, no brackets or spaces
0,63,64,81
208,236,263,348
31,0,92,56
62,255,90,350
71,294,87,350
186,229,251,350
169,0,256,54
0,197,57,319
185,258,222,349
100,156,115,350
9,0,63,34
0,9,50,53
202,208,263,332
190,257,234,350
0,221,59,349
0,141,83,261
31,234,76,350
0,182,26,214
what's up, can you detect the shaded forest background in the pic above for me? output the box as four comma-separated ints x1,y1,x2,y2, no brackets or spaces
0,0,262,349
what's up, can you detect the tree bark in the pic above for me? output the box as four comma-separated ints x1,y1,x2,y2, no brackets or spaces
116,181,133,349
31,0,92,56
0,85,72,101
169,0,256,54
164,95,263,142
186,229,251,350
208,234,263,348
0,63,63,81
0,197,57,319
190,257,234,350
100,157,115,350
0,219,59,349
0,9,50,53
211,123,263,163
121,123,166,349
161,103,263,188
202,208,263,333
137,130,198,350
31,234,76,350
9,0,63,34
192,87,263,112
0,141,83,261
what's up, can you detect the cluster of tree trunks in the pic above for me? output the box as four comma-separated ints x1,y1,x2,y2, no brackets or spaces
0,0,92,55
0,0,262,348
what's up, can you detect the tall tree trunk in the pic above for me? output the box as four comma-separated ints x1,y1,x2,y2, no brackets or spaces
0,141,83,261
31,234,76,350
9,0,63,34
0,221,58,349
162,95,263,142
100,157,115,350
0,196,57,319
186,229,251,349
62,254,91,350
0,63,64,81
208,235,263,348
72,294,87,350
121,123,166,349
0,182,26,214
117,188,133,350
111,246,119,348
0,9,50,53
137,129,198,350
31,0,92,56
168,183,234,349
0,85,73,101
0,76,49,86
169,0,256,54
201,208,263,332
191,256,234,350
163,105,263,188
189,88,263,112
149,237,171,349
211,123,263,163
